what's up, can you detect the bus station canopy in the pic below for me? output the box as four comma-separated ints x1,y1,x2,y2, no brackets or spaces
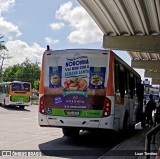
77,0,160,85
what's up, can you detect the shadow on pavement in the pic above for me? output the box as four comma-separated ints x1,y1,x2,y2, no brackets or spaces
39,129,138,158
0,104,31,112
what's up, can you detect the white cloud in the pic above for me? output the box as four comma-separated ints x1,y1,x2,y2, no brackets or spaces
55,1,103,44
0,17,22,37
0,0,15,13
45,37,59,45
0,1,21,37
4,40,44,66
7,36,13,41
49,22,64,31
0,1,44,68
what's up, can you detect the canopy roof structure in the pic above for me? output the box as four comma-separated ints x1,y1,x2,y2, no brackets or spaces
77,0,160,85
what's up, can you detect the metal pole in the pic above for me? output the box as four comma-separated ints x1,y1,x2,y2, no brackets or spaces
145,133,151,159
152,113,157,144
145,124,160,159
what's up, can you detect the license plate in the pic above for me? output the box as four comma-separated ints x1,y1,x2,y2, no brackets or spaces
65,110,80,116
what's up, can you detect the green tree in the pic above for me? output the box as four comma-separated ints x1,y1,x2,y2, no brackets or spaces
34,79,40,90
2,59,40,88
0,35,9,79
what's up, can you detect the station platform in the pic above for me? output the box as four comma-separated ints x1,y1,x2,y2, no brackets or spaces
99,124,160,159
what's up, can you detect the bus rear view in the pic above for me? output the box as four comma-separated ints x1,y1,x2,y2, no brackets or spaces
0,81,31,109
38,49,113,135
39,48,141,136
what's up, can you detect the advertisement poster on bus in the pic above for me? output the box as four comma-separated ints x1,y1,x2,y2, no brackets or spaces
46,52,108,117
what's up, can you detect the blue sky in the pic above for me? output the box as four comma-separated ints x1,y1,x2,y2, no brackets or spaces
0,0,145,79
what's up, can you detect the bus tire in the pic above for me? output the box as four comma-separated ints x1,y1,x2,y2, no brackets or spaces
123,112,129,131
3,99,6,108
62,128,79,137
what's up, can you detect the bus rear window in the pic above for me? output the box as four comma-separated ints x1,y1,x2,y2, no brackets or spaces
11,83,30,92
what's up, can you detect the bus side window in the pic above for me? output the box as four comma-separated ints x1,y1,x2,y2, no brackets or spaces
114,61,119,93
24,83,30,91
129,73,134,99
124,70,129,97
134,76,141,98
119,64,125,98
114,61,125,100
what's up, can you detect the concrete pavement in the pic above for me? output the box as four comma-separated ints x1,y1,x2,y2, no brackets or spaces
99,125,160,159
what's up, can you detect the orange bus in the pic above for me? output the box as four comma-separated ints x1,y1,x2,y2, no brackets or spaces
0,81,32,109
39,48,143,136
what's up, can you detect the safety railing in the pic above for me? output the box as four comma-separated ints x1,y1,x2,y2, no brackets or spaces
145,123,160,159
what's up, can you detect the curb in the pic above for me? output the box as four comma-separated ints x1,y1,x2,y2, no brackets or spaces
98,127,151,159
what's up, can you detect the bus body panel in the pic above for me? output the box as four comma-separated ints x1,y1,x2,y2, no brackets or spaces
38,112,50,126
39,114,114,129
39,49,142,132
41,49,110,129
47,116,101,128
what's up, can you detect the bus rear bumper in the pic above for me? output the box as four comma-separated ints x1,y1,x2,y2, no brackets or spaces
39,113,114,129
8,101,31,106
38,112,50,126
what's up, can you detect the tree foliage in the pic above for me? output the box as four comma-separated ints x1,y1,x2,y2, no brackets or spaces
34,80,40,90
0,36,40,89
0,35,7,51
2,59,40,88
0,35,10,76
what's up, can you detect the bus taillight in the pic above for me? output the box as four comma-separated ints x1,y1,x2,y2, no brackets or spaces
39,95,45,114
103,97,111,117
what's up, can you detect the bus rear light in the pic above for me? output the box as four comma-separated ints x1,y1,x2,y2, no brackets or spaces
105,107,110,112
39,95,45,114
103,97,111,117
105,103,110,107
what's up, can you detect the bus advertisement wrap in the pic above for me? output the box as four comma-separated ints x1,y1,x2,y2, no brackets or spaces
39,49,142,135
44,52,107,118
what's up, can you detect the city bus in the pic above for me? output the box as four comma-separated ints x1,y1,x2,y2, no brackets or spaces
144,93,159,104
38,48,143,136
0,81,32,109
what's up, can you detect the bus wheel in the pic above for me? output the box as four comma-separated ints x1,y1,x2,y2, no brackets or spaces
3,99,6,108
19,106,25,109
62,128,79,137
123,112,129,131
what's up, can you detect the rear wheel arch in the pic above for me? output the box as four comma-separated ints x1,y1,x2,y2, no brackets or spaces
120,110,129,130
